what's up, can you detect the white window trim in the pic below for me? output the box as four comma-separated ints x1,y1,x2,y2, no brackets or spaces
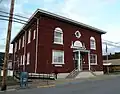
28,29,31,44
90,54,97,65
22,36,24,47
52,50,64,65
19,39,21,50
23,55,25,65
20,55,22,65
15,42,17,52
54,27,63,45
33,30,36,40
90,37,96,50
27,52,30,65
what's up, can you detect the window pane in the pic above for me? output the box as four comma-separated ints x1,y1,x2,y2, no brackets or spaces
54,28,63,44
55,32,62,37
90,37,96,49
33,30,36,39
90,54,97,64
53,51,64,64
22,36,24,47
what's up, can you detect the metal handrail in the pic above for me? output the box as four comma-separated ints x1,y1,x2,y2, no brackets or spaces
90,64,103,72
66,68,78,78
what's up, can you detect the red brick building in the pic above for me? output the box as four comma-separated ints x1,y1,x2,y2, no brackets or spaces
12,9,106,76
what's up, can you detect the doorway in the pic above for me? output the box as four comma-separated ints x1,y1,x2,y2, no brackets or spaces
73,51,83,71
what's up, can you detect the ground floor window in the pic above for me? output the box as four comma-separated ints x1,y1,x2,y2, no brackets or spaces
27,52,30,65
52,50,64,64
90,54,97,65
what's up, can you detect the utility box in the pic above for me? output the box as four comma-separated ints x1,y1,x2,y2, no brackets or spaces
20,72,28,88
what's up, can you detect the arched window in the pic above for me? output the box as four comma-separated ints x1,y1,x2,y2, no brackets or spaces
54,27,63,44
90,37,96,50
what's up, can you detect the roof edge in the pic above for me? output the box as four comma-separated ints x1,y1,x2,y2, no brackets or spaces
11,9,106,44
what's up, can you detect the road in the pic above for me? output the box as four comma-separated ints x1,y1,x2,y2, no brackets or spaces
1,76,120,94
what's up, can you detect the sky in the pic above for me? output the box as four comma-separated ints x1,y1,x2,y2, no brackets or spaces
0,0,120,54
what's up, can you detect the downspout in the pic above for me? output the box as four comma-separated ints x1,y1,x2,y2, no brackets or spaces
35,18,39,73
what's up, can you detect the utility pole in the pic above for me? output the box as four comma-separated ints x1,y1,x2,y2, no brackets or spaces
1,0,15,91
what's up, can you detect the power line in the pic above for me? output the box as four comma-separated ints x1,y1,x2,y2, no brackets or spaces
1,11,119,49
0,14,28,23
0,0,3,4
0,18,26,25
102,42,120,48
103,39,120,44
0,10,29,19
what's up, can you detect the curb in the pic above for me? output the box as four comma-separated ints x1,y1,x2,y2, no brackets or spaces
37,84,55,88
0,89,16,92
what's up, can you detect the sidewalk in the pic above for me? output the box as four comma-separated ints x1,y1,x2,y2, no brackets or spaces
55,74,120,86
5,74,120,91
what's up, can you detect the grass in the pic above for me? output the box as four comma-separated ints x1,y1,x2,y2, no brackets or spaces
0,76,19,86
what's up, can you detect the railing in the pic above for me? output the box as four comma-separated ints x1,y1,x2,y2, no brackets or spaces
90,64,103,72
66,68,79,78
13,71,55,80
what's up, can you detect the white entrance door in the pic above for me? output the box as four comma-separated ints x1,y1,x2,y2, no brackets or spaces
73,51,82,71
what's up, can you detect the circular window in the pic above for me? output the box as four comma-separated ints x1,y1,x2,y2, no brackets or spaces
75,31,81,38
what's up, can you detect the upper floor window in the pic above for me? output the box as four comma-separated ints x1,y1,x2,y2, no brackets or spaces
28,29,31,44
33,30,36,40
19,39,21,50
90,37,96,50
54,27,63,44
22,36,24,47
15,42,17,52
90,54,97,65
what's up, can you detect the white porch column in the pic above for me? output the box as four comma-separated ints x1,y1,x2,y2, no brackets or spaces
88,52,90,70
78,51,81,71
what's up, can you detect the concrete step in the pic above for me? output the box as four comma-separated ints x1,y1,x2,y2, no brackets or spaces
75,71,95,79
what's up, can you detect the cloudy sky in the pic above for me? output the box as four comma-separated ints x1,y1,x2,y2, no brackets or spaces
0,0,120,54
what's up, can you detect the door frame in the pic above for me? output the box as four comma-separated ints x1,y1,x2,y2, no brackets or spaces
73,49,90,71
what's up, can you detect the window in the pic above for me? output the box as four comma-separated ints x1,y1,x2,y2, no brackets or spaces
22,36,24,47
33,30,36,40
52,50,64,64
28,29,31,43
20,55,22,65
90,37,96,50
27,52,30,65
90,54,97,65
23,55,25,65
19,39,21,50
15,42,17,52
54,27,63,44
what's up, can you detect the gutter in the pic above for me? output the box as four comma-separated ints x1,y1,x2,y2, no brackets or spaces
11,9,106,44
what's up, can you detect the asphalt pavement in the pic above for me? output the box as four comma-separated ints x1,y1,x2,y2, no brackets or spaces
0,75,120,94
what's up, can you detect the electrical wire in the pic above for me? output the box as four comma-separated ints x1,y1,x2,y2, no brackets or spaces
0,0,3,4
1,11,120,49
0,18,26,25
0,10,29,19
0,14,28,23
